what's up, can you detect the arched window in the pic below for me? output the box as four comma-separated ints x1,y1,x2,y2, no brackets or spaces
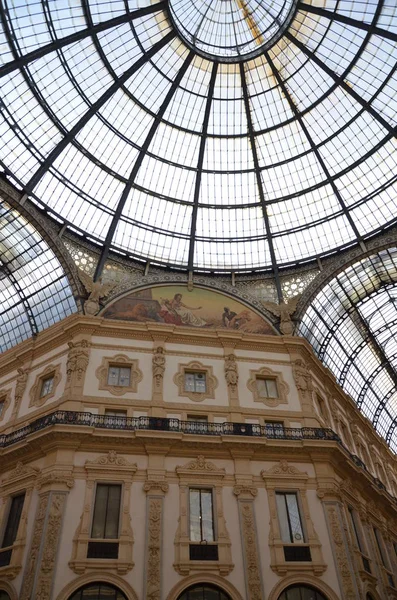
366,595,375,600
177,584,231,600
68,582,127,600
0,592,11,600
278,585,327,600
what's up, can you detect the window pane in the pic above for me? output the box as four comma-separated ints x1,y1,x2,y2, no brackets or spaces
276,493,291,543
189,489,201,542
104,485,121,538
185,373,196,392
118,368,131,386
108,366,120,386
201,490,214,542
256,378,269,397
2,494,25,548
40,377,54,397
286,494,304,542
91,484,108,538
194,373,206,393
0,402,4,417
266,379,278,398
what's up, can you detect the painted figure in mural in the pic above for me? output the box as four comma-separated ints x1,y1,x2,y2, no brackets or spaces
168,294,207,327
222,307,237,328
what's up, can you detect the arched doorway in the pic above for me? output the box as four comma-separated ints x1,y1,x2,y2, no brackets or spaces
0,592,11,600
177,584,232,600
68,582,127,600
278,585,327,600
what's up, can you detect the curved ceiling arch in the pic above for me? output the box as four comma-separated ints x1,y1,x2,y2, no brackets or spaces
298,247,397,451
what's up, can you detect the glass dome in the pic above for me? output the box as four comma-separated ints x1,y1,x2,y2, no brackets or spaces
0,0,396,274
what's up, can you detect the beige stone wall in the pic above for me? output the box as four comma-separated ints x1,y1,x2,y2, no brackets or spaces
0,315,396,600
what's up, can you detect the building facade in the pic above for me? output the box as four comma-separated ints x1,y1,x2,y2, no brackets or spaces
0,306,396,600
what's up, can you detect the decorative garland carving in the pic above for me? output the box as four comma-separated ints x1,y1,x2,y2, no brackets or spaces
66,340,90,392
95,354,143,396
152,346,165,404
238,501,263,600
36,471,75,490
12,367,29,418
145,496,165,600
261,460,308,479
233,485,258,498
174,361,218,402
20,493,49,600
3,462,40,484
324,503,358,600
143,480,169,494
247,366,289,407
224,354,239,406
176,455,225,476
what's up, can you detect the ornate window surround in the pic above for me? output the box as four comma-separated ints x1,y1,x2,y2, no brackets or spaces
0,462,40,579
261,460,326,576
0,389,11,422
95,354,143,397
69,451,136,575
174,455,233,576
174,361,218,403
247,366,289,408
29,364,62,408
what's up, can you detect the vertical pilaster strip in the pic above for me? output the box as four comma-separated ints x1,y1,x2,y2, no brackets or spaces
143,480,168,600
20,492,50,600
235,486,263,600
323,502,360,600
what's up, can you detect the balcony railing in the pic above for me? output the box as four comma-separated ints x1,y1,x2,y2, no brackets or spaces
0,411,395,504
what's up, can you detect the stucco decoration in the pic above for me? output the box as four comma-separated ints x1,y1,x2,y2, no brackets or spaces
292,358,314,411
78,268,118,315
12,367,28,418
95,354,143,396
102,285,276,334
144,494,166,600
152,346,165,404
247,366,289,408
262,294,301,335
36,471,75,490
261,460,308,479
225,353,239,406
29,364,62,407
176,455,225,476
174,361,218,403
0,388,11,421
66,339,90,392
55,573,139,600
3,462,40,485
20,493,50,599
238,500,263,600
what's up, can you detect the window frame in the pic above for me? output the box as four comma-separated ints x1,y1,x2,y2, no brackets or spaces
188,487,216,543
256,376,279,399
29,364,62,407
90,482,123,541
107,365,132,388
1,493,26,550
184,371,207,394
247,366,289,407
0,390,11,422
95,354,142,397
275,490,307,544
174,361,218,402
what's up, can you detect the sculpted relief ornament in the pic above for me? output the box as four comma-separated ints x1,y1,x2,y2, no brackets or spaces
12,367,28,418
262,294,301,335
152,346,165,403
78,268,117,315
66,340,90,382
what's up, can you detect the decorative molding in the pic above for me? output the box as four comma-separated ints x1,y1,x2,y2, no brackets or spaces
66,339,90,393
261,460,308,480
55,572,139,600
143,480,169,495
29,364,62,408
145,497,164,600
95,354,142,396
324,502,359,600
152,346,165,404
174,456,233,576
20,493,50,599
173,361,218,402
224,353,239,406
12,368,29,418
233,484,258,498
69,451,136,574
0,388,12,421
36,471,75,490
292,359,314,411
238,500,263,600
2,462,40,486
247,366,289,407
267,574,341,600
165,573,244,600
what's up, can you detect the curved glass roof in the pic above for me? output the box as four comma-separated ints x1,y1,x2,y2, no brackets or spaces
0,199,77,352
0,0,396,274
299,248,397,453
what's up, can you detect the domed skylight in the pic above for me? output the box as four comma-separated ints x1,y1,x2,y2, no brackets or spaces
0,0,396,274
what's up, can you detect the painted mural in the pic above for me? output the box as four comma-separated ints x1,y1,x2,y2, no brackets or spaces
103,285,276,335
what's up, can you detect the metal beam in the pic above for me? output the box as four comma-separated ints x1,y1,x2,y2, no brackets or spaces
298,2,397,44
0,1,167,78
93,51,195,281
239,62,283,303
187,61,218,272
265,50,364,245
25,31,175,193
0,263,39,337
284,31,396,136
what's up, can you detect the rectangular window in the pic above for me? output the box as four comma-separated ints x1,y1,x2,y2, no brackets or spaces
107,366,131,387
348,507,363,552
189,488,214,543
91,484,121,539
185,372,206,393
2,493,25,548
256,377,278,398
276,492,305,544
187,415,208,423
373,527,389,568
104,409,127,418
0,400,4,417
40,376,54,398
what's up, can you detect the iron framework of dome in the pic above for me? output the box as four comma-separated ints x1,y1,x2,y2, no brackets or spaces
1,0,397,451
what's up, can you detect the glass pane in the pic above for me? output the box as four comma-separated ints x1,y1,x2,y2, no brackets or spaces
194,373,206,393
285,589,302,600
201,490,214,542
286,494,304,542
40,377,54,397
0,593,11,600
266,379,278,398
189,489,201,542
107,366,120,386
256,378,269,397
2,494,25,548
276,493,291,543
301,588,318,600
118,368,131,387
185,373,196,392
91,485,108,538
104,485,121,539
0,402,4,417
